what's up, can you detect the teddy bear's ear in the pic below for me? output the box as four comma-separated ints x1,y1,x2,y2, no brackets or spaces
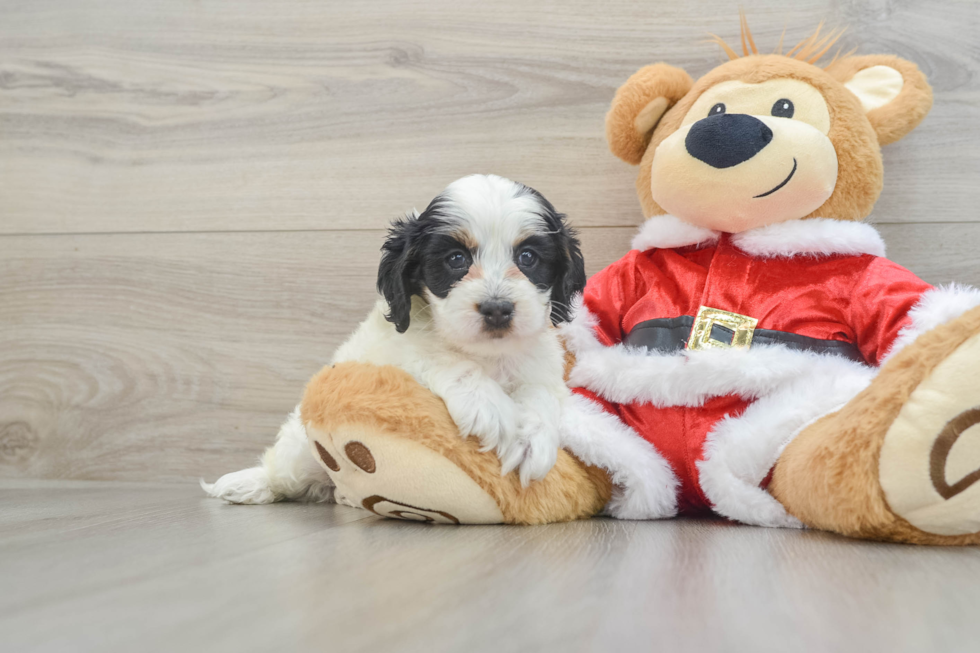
606,63,694,165
825,55,933,146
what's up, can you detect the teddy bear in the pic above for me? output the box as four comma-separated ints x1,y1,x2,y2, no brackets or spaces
301,22,980,545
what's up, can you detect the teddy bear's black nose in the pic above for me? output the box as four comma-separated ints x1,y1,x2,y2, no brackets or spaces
685,113,773,169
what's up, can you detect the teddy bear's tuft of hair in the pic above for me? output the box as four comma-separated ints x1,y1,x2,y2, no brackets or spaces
708,11,853,67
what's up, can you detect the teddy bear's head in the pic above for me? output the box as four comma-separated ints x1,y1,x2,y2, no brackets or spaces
606,22,933,232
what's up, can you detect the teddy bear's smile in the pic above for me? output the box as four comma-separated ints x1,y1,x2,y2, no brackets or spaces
753,157,797,198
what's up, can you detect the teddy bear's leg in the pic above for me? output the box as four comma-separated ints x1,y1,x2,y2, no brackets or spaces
300,362,611,525
770,306,980,544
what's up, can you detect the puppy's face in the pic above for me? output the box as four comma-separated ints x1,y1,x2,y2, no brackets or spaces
377,174,585,355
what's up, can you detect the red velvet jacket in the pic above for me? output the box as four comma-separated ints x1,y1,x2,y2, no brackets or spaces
584,226,931,366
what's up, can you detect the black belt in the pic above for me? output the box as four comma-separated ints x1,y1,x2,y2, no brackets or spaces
623,315,866,363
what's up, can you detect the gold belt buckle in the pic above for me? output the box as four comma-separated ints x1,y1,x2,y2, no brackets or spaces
687,306,758,351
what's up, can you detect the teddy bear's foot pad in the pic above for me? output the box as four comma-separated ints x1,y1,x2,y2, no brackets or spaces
879,332,980,536
308,425,505,524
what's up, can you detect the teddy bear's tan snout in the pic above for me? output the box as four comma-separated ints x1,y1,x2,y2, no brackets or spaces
649,112,838,233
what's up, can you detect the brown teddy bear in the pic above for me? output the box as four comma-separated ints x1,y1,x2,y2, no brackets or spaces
302,22,980,544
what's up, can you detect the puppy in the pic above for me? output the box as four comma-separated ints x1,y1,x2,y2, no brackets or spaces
203,174,586,504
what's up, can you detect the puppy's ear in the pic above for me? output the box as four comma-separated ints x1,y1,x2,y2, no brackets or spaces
826,55,933,146
549,218,587,325
520,186,588,324
377,212,426,333
606,63,694,165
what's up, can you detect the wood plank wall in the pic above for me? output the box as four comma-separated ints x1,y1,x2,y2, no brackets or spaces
2,0,979,482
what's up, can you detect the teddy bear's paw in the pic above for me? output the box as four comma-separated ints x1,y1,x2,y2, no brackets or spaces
307,424,505,524
200,467,279,505
879,331,980,537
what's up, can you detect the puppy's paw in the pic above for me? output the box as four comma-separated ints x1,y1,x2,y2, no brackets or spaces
443,386,518,455
200,467,280,505
499,409,560,486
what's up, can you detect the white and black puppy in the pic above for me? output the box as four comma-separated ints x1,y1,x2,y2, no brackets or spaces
203,174,586,504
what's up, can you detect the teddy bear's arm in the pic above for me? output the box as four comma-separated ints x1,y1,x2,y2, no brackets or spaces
564,251,648,352
847,258,980,365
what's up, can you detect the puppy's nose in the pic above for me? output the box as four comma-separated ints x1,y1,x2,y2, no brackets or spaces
685,113,773,169
479,300,514,329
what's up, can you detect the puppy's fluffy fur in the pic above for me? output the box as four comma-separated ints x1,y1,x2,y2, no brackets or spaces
203,174,586,504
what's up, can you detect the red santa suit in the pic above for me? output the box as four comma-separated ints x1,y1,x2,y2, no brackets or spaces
558,216,980,527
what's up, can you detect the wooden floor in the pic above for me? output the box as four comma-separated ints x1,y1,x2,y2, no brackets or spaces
3,2,980,651
3,478,980,653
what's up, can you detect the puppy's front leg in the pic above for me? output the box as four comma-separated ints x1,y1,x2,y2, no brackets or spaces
201,407,335,504
425,362,518,458
499,385,562,486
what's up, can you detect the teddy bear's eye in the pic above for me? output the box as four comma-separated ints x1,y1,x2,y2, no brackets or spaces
709,103,726,117
771,99,795,118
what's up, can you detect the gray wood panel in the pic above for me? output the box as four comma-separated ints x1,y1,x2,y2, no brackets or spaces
1,0,978,234
2,223,979,484
2,479,979,653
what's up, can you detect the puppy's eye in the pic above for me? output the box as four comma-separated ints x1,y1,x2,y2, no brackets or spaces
517,249,538,267
771,99,794,118
709,103,726,117
446,252,468,270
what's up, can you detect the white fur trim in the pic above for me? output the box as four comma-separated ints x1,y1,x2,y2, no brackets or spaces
558,295,605,355
885,284,980,360
568,341,871,407
731,218,886,259
564,336,878,526
697,360,876,528
631,215,886,258
560,393,679,520
631,215,719,252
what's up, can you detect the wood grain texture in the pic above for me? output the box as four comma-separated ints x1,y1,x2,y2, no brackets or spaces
0,226,629,482
2,223,980,483
1,0,979,233
2,1,980,484
2,479,980,653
